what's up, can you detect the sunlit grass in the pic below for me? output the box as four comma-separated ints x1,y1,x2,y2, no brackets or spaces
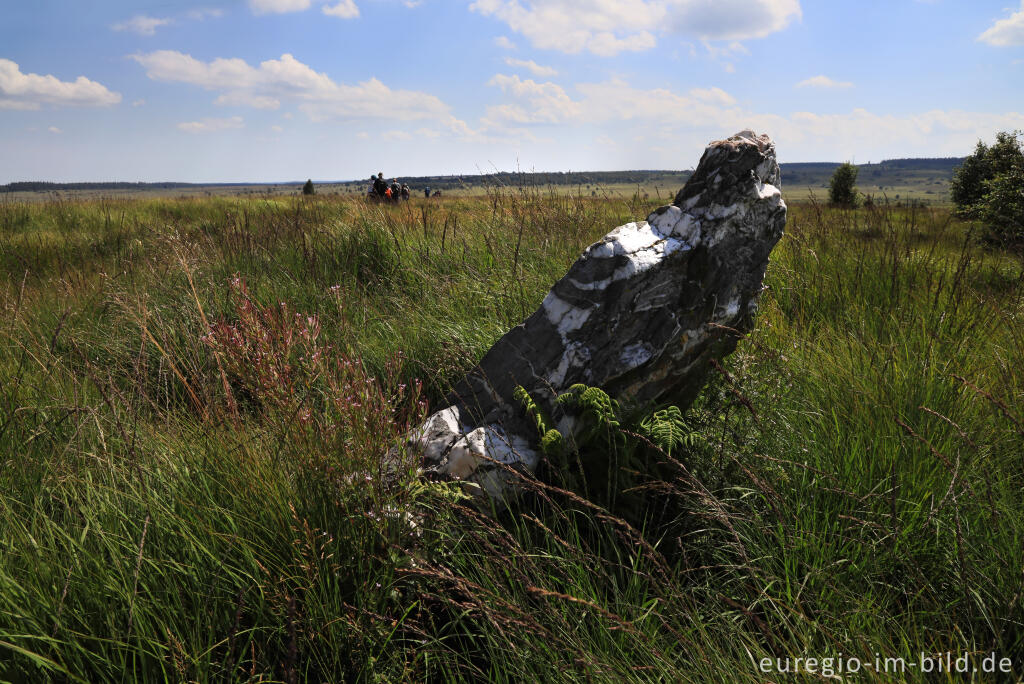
1,189,1021,681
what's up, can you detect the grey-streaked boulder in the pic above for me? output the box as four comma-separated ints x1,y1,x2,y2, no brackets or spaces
407,130,787,503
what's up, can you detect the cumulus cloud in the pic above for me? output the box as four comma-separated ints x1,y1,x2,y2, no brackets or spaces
247,0,361,16
177,116,245,133
494,35,517,49
503,57,558,77
112,8,223,34
796,75,853,89
668,0,801,40
481,72,1024,162
487,74,582,123
186,8,225,20
249,0,312,14
689,86,736,105
0,59,122,110
485,74,740,127
323,0,360,18
978,1,1024,46
133,50,471,136
470,0,800,56
111,15,174,36
471,0,658,56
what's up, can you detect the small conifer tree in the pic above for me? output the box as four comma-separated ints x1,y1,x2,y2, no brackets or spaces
828,162,859,207
302,179,315,196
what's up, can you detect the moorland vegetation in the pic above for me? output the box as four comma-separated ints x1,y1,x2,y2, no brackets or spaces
0,184,1022,681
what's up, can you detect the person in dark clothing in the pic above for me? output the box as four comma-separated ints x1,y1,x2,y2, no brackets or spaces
424,187,431,198
389,178,401,202
400,184,410,201
372,172,388,199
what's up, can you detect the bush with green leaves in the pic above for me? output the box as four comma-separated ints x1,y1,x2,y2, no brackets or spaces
828,161,859,207
302,178,315,195
951,131,1024,246
978,165,1024,246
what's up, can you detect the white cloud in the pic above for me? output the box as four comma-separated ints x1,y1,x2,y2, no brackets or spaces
668,0,801,40
177,116,245,133
796,75,854,89
503,57,558,77
404,0,423,7
249,0,312,14
271,124,284,132
978,1,1024,46
133,50,469,132
689,86,736,105
470,0,800,56
186,8,225,20
48,126,62,134
323,0,360,18
247,0,360,16
111,15,174,35
702,40,749,60
0,59,122,110
214,92,282,109
483,72,1024,163
132,99,146,107
487,74,581,122
381,130,413,141
485,74,740,128
494,35,517,49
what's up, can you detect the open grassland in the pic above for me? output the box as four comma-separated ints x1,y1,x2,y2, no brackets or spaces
2,157,960,205
1,190,1022,681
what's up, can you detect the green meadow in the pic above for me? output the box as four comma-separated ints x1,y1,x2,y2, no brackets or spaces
1,188,1021,681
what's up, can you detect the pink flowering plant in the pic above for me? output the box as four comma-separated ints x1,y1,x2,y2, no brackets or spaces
202,276,427,484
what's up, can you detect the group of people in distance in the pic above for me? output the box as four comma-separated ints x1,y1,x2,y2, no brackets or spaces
366,172,441,202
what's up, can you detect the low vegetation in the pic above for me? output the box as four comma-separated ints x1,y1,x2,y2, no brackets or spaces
1,187,1021,681
951,130,1024,248
828,161,859,207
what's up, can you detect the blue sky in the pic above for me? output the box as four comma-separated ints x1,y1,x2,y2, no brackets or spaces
1,0,1023,182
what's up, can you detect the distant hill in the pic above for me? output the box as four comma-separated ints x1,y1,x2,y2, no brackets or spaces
0,181,252,193
779,158,964,199
1,158,966,203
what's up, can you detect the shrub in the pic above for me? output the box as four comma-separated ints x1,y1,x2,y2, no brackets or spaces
302,179,315,195
978,166,1024,247
951,131,1024,245
828,161,859,207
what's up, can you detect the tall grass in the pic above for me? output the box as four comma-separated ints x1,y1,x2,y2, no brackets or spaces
0,190,1021,681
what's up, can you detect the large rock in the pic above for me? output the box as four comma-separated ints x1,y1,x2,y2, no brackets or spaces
408,130,787,503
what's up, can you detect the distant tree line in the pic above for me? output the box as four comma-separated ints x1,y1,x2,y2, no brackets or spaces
0,181,196,192
4,158,968,198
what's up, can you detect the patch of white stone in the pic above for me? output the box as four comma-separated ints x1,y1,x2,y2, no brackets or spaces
720,297,741,320
430,423,539,503
541,291,594,337
620,342,654,370
756,181,781,201
546,340,590,387
410,405,465,464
